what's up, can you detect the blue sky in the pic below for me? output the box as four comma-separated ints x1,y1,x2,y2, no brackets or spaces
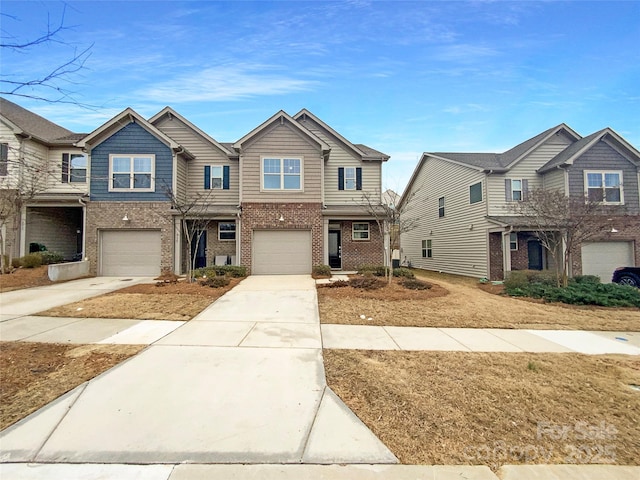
2,0,639,191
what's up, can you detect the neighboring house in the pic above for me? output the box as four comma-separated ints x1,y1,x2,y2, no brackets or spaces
74,106,389,276
399,124,640,282
0,98,88,262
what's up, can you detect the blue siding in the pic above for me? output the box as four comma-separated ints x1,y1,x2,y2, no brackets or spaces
90,122,173,201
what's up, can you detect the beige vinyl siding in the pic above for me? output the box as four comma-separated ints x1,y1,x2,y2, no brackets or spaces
0,121,21,185
542,168,566,193
487,135,573,216
154,116,239,204
298,117,381,205
240,122,322,202
401,157,490,278
45,147,90,194
176,156,188,202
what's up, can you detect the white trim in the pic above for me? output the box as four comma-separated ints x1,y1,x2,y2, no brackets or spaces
421,239,432,258
260,155,304,192
209,164,224,190
583,169,624,205
218,221,236,241
343,166,357,190
509,232,518,251
108,154,155,192
352,222,370,241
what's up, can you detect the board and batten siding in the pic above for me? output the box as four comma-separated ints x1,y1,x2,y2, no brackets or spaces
297,116,381,205
401,157,490,278
89,122,173,201
542,168,566,193
154,116,239,204
487,135,573,216
569,141,640,214
240,121,322,203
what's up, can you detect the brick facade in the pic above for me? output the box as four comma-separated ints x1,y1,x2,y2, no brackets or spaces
206,221,237,265
339,220,384,271
488,232,504,281
85,201,174,275
239,202,323,274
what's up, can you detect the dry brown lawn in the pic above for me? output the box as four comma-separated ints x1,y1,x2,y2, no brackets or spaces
36,279,241,321
324,350,640,470
0,266,55,292
318,271,640,331
0,342,143,430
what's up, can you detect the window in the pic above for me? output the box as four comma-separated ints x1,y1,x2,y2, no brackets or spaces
338,167,362,190
422,239,432,258
585,171,623,204
204,165,229,190
352,222,370,240
505,179,528,201
218,222,236,241
509,232,518,251
469,182,482,204
262,157,302,190
70,154,87,183
438,197,445,217
0,143,8,176
109,155,154,191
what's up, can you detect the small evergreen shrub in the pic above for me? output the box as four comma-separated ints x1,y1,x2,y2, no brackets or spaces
39,251,63,265
21,253,43,268
200,276,230,288
571,275,601,285
350,276,385,290
401,278,431,290
357,264,387,277
11,257,22,268
194,265,247,278
312,264,332,277
393,267,415,279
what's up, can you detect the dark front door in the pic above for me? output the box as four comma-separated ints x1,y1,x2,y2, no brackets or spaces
191,230,207,269
328,230,341,269
528,240,543,270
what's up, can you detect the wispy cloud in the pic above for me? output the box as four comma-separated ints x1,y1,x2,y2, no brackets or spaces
138,64,319,102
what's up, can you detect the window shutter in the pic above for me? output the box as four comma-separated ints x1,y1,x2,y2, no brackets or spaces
356,167,362,190
338,167,344,190
505,179,512,201
223,165,230,190
204,166,211,189
62,153,69,183
522,179,529,200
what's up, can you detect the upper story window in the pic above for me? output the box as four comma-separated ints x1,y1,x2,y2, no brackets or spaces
62,153,87,183
109,154,155,192
218,222,236,241
262,157,302,191
352,222,370,240
0,143,8,176
505,179,528,201
585,170,623,204
204,165,229,190
438,197,445,217
338,167,362,190
469,182,482,204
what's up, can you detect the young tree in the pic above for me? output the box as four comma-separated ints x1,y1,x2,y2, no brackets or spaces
359,189,419,284
509,187,608,287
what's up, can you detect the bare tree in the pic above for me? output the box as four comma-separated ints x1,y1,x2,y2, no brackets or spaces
1,6,93,104
359,189,419,284
509,187,608,287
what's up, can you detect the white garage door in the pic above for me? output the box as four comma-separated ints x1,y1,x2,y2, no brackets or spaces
100,230,162,276
581,241,634,283
252,230,312,275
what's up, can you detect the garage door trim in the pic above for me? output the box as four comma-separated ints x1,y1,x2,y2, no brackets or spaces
99,229,162,277
252,229,312,275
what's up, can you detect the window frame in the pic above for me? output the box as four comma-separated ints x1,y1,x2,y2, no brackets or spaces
352,222,370,241
509,232,518,251
422,239,432,258
469,181,483,204
210,165,224,190
438,196,445,218
218,222,236,241
0,143,8,176
344,166,356,190
261,156,303,191
69,153,87,183
108,154,155,192
584,170,624,205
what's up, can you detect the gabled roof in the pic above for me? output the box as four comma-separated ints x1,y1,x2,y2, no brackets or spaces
149,106,234,156
0,97,80,145
233,110,330,153
77,108,191,158
500,123,580,168
538,127,640,173
354,143,390,161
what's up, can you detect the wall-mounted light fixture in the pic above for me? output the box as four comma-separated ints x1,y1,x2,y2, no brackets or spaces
278,214,284,222
610,227,618,233
122,214,130,222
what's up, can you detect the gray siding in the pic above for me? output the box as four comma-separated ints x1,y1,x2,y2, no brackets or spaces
89,122,173,201
297,116,381,205
401,157,490,278
569,141,640,214
240,121,322,203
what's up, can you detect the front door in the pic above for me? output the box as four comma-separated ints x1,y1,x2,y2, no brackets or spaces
528,240,543,270
328,230,341,269
191,230,207,269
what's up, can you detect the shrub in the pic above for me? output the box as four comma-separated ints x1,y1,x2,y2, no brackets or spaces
11,257,22,268
504,270,558,290
39,251,63,265
571,275,601,285
21,253,43,268
200,276,230,288
401,278,431,290
312,264,332,277
357,264,387,277
193,265,247,278
393,267,415,279
350,276,385,290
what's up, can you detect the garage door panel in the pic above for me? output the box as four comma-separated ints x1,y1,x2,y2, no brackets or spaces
581,241,633,283
253,230,311,275
101,230,161,276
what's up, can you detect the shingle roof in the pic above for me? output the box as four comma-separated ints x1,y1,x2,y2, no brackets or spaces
354,143,390,161
0,97,82,144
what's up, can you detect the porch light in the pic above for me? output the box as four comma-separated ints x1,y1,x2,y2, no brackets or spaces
279,214,284,222
610,227,618,233
122,214,130,222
